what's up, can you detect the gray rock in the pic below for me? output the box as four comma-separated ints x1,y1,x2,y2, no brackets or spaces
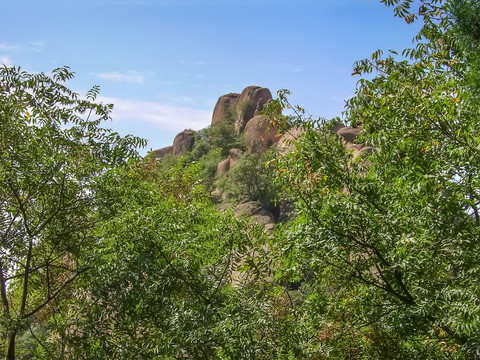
330,120,345,134
149,146,173,160
235,201,276,228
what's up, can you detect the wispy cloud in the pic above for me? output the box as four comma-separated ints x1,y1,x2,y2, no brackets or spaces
0,56,13,66
0,41,45,52
0,43,20,52
179,59,205,65
99,96,211,131
29,41,46,52
96,70,147,84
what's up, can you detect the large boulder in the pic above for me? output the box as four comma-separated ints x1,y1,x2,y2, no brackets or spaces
329,120,345,134
149,145,173,160
276,127,304,155
352,146,375,162
216,158,231,176
235,201,276,231
211,93,240,126
228,148,243,167
244,115,279,153
235,86,272,134
336,126,361,143
216,149,244,176
172,129,196,156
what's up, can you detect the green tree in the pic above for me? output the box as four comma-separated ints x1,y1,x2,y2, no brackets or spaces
209,109,244,157
64,162,285,359
218,151,279,207
451,0,480,96
0,66,145,359
268,0,480,357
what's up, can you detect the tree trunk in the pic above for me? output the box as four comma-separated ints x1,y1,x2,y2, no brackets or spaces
6,331,16,360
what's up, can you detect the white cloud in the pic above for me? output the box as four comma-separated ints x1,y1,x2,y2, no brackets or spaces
99,96,212,131
0,43,20,51
0,41,45,52
96,70,146,84
0,55,13,66
29,41,46,52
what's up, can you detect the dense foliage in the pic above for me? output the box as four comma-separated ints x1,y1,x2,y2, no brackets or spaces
2,0,480,359
0,66,145,359
266,0,480,357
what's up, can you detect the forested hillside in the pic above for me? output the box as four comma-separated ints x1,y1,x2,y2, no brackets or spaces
2,0,480,358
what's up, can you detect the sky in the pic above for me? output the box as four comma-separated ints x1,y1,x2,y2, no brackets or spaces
1,0,421,154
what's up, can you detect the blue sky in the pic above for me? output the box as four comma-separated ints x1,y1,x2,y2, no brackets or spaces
1,0,421,153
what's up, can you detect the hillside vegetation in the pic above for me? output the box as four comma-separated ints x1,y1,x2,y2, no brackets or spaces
2,0,480,358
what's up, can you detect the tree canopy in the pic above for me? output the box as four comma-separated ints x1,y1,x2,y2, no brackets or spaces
0,66,145,359
3,0,480,359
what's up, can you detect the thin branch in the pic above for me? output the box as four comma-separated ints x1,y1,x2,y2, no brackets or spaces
22,266,92,319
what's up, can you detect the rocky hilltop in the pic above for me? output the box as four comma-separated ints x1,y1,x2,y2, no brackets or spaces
150,85,279,160
150,85,364,172
149,86,364,230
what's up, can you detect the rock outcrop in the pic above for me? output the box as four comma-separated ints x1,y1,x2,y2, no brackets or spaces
210,86,274,176
228,148,243,167
173,129,196,156
276,127,304,155
147,87,374,239
216,148,244,176
243,115,279,153
210,86,272,134
352,145,374,162
234,201,276,231
216,158,231,176
149,145,173,159
211,93,241,126
234,86,272,134
336,126,361,143
149,129,196,160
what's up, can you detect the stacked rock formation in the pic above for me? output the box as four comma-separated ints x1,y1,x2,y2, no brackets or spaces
211,86,280,174
150,86,277,161
150,129,196,159
211,86,273,134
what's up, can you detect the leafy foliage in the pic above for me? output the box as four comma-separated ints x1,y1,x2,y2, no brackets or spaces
65,165,286,359
0,66,145,359
209,109,245,157
5,1,480,358
217,151,279,207
265,0,480,357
